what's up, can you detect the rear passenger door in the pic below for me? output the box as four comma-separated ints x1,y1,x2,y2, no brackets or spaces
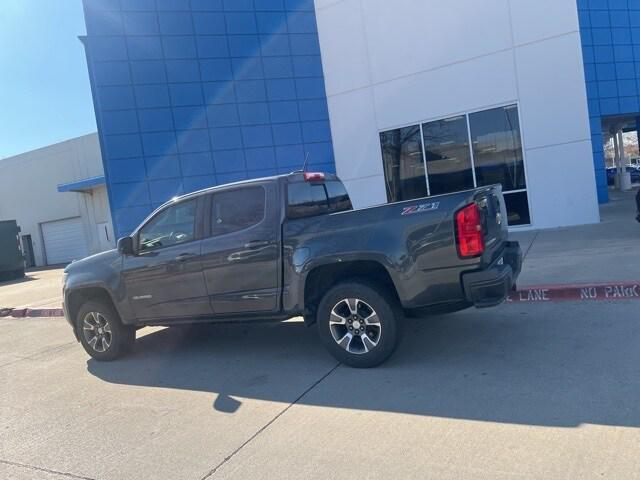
200,183,281,316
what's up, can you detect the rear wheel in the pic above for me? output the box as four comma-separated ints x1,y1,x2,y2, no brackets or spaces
317,281,400,368
76,301,135,361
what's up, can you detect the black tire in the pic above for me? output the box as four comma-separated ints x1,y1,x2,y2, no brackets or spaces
76,301,135,361
316,281,400,368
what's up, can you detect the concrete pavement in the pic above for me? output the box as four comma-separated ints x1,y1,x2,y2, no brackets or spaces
513,188,639,285
1,189,639,479
0,268,64,310
2,298,640,480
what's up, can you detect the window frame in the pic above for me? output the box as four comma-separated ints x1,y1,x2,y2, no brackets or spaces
134,197,202,254
378,102,533,227
205,184,267,239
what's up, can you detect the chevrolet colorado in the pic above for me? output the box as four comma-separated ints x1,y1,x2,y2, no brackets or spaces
63,172,521,367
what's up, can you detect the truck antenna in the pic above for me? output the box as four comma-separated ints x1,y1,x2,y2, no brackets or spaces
302,151,310,172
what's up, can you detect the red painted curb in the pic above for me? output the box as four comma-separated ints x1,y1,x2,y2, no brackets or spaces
508,281,640,304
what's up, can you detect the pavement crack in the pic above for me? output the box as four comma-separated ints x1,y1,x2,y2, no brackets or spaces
523,230,540,260
199,362,341,480
0,459,96,480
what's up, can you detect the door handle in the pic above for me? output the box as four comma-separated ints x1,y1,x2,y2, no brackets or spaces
175,253,196,262
244,240,270,249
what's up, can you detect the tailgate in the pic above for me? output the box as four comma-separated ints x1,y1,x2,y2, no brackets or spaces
473,185,509,264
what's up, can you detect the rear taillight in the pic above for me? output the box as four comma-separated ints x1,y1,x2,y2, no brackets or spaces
455,203,484,258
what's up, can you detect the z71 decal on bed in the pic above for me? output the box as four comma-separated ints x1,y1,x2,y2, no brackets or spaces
401,202,440,216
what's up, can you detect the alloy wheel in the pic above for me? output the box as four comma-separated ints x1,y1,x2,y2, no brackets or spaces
329,298,381,355
82,312,112,353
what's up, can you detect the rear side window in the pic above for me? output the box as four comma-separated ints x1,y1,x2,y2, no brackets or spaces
325,181,353,213
287,182,329,219
287,180,353,219
211,186,265,236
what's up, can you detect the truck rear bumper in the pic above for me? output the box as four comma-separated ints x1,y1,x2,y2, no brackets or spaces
461,241,522,308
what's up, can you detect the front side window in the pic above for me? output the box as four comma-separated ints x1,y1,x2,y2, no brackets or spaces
211,186,265,236
139,199,197,251
380,126,428,203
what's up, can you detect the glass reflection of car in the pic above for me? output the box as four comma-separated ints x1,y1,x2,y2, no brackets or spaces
607,166,640,185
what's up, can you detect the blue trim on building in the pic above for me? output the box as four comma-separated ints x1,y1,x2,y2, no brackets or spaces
57,175,106,193
82,0,335,237
576,0,640,204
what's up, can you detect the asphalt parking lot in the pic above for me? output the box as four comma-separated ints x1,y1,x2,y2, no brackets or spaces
2,300,639,480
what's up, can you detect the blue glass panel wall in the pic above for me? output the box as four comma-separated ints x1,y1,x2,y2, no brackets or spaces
577,0,640,204
82,0,335,237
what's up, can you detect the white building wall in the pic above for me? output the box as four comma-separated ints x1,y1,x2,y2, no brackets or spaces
0,133,113,266
315,0,600,229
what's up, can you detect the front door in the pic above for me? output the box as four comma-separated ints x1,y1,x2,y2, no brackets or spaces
200,183,280,316
121,198,212,320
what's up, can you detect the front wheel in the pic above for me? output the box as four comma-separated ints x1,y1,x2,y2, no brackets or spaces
76,301,135,361
316,281,400,368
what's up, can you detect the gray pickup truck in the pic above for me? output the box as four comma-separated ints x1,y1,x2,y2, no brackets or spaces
63,171,521,367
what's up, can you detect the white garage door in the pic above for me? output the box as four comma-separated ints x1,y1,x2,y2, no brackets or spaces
41,217,89,265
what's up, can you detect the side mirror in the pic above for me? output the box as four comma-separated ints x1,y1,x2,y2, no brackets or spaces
117,236,135,256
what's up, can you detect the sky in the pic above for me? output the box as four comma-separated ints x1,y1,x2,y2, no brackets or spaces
0,0,96,159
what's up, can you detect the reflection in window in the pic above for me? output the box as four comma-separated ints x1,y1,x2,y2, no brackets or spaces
139,200,196,251
379,104,530,225
287,182,329,219
422,116,475,195
325,181,353,213
211,187,265,236
380,126,428,203
504,191,531,226
469,105,526,192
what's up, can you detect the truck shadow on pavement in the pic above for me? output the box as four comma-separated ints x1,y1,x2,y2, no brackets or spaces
87,302,640,429
0,275,34,287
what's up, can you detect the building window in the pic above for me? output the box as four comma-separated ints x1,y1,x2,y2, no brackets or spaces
380,104,531,226
380,126,428,203
469,105,526,192
422,115,475,196
503,191,530,226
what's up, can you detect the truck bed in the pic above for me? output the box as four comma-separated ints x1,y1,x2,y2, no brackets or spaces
282,185,509,310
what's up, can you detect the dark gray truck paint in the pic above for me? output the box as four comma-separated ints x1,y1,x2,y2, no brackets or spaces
63,173,521,338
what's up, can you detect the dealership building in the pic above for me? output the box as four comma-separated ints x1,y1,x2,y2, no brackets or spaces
81,0,640,237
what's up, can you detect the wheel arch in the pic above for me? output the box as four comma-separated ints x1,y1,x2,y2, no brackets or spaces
67,287,119,339
303,260,399,325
